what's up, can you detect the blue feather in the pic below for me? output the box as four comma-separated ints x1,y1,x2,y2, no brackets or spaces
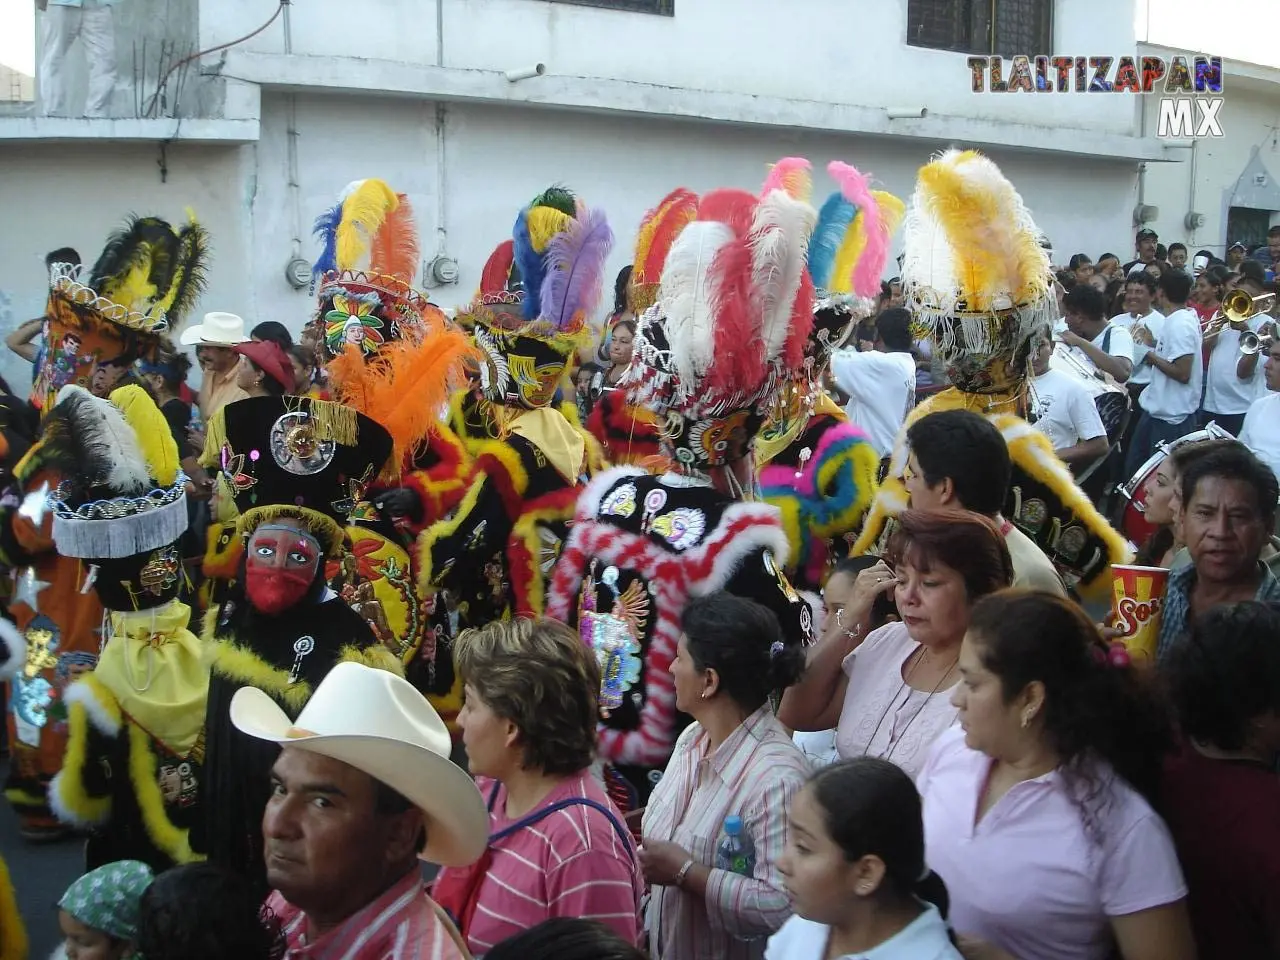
312,200,344,278
807,192,858,291
512,208,546,322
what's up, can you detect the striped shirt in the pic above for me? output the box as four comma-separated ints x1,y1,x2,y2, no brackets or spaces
267,869,465,960
642,706,809,960
458,772,642,955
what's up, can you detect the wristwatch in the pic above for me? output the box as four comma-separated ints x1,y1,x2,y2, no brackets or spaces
674,858,695,888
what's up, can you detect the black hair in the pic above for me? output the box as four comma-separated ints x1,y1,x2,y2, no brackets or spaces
807,758,950,915
149,348,192,389
374,779,428,853
875,307,913,352
968,590,1172,834
681,591,804,711
1167,242,1187,256
1166,602,1280,751
577,361,603,378
1201,264,1231,295
905,409,1009,516
246,358,287,397
831,556,896,628
250,321,294,352
1268,225,1280,238
1054,268,1077,290
138,863,284,960
1157,269,1192,304
484,918,648,960
1155,243,1168,260
45,247,81,268
1068,253,1092,271
1194,248,1217,262
1180,443,1278,526
1236,260,1267,288
1097,252,1118,263
611,318,637,338
612,266,633,317
1062,283,1107,323
1124,271,1157,295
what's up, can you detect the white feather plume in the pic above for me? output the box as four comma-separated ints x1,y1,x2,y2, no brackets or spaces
749,189,818,363
657,221,736,389
54,385,150,495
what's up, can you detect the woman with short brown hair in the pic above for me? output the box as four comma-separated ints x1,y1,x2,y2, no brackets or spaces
778,509,1013,778
433,618,642,956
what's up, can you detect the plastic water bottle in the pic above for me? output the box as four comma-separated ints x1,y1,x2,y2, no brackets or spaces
714,815,756,876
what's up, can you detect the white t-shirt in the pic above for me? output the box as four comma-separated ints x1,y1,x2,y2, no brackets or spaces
766,905,963,960
831,349,917,458
1240,392,1280,482
1203,319,1268,415
1030,368,1107,453
1138,307,1203,423
1110,311,1164,386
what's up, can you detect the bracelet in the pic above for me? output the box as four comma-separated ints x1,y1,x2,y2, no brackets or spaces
674,859,695,888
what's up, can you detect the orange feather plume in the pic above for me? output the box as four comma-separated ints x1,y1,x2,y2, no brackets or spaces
328,330,478,479
369,194,420,283
632,189,699,288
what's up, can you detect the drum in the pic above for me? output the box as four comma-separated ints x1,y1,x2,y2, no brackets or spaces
1114,423,1233,545
1048,343,1131,442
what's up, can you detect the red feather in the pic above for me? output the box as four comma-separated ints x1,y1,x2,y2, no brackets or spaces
638,189,699,284
369,194,419,282
783,270,816,370
698,189,758,238
478,240,515,298
704,237,764,397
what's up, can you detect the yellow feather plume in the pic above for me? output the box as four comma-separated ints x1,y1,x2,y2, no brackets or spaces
110,384,181,487
337,180,400,272
872,190,906,240
831,212,869,296
100,248,158,315
527,206,574,255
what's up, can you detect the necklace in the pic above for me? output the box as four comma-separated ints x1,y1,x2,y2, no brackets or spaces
861,646,959,763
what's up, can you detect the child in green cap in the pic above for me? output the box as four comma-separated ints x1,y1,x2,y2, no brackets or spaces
56,860,153,960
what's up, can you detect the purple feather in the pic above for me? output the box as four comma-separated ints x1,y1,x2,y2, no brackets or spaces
538,207,614,331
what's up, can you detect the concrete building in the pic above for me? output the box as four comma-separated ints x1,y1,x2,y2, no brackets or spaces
6,0,1263,388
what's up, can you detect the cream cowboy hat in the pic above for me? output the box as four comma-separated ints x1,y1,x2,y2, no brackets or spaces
179,311,251,346
230,661,487,867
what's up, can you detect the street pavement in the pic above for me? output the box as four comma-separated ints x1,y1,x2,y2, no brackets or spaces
0,760,83,960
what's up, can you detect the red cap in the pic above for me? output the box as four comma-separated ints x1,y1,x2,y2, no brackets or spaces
234,339,295,393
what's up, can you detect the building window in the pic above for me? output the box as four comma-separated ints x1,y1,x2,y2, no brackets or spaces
540,0,673,14
1226,206,1273,254
907,0,1052,56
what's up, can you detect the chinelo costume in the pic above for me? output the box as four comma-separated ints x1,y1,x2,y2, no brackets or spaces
1,214,204,839
420,187,614,633
546,177,818,805
584,189,698,467
851,149,1129,596
39,385,207,872
307,180,475,727
757,160,893,596
193,393,403,889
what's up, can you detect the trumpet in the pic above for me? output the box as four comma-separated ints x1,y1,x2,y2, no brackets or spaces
1202,290,1278,338
1240,330,1275,356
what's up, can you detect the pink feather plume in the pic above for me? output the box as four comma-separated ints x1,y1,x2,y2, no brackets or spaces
760,157,812,201
828,161,887,298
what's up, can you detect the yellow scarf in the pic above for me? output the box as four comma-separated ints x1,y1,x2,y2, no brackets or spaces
92,600,209,757
509,407,586,484
755,393,848,467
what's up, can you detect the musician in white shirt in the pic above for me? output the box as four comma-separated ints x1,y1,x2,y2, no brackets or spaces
1202,271,1270,435
1239,335,1280,483
1109,273,1164,396
1056,285,1134,383
1029,329,1109,467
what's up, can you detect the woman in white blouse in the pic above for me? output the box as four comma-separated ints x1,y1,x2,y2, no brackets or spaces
778,509,1013,778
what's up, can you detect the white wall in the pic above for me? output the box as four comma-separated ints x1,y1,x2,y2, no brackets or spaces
202,0,1137,132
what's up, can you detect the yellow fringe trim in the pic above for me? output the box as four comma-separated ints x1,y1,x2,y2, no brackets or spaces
301,397,360,446
417,471,488,593
208,638,315,715
236,504,344,559
53,701,113,826
128,722,201,864
0,854,28,960
199,405,228,469
340,643,405,678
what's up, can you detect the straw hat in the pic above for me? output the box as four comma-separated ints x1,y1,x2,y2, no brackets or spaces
180,311,251,346
230,661,487,867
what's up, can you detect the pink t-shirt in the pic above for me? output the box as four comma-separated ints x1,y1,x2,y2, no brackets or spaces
457,772,642,956
835,622,959,779
918,727,1187,960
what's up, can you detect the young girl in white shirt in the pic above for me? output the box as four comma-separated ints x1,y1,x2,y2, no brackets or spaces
767,758,962,960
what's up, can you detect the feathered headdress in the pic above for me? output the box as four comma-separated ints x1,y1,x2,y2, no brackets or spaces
900,149,1053,377
628,188,699,315
311,179,434,360
626,177,817,453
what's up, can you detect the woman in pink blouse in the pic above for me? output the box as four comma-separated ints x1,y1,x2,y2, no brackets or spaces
779,509,1013,778
639,592,810,960
432,618,643,957
919,589,1195,960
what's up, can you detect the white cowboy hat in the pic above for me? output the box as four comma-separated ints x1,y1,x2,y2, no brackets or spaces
179,311,251,346
230,661,487,867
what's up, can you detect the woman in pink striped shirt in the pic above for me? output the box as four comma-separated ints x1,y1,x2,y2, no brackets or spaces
640,592,811,960
433,618,643,957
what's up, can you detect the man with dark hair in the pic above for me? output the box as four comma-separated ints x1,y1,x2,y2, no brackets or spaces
1157,444,1280,660
1226,242,1248,270
1239,335,1280,484
1167,242,1189,276
6,247,82,375
1201,267,1269,436
1251,224,1280,268
1124,227,1159,275
1127,270,1202,475
830,306,917,458
1057,283,1134,383
904,409,1065,594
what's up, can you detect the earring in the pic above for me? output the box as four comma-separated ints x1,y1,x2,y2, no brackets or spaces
1021,710,1034,729
700,691,708,700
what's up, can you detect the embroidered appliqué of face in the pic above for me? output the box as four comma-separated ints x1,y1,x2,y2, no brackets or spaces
601,482,638,519
649,508,706,551
507,354,566,409
324,293,386,357
270,412,336,476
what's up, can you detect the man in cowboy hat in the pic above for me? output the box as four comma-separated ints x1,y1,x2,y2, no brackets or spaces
181,312,252,420
232,662,487,959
